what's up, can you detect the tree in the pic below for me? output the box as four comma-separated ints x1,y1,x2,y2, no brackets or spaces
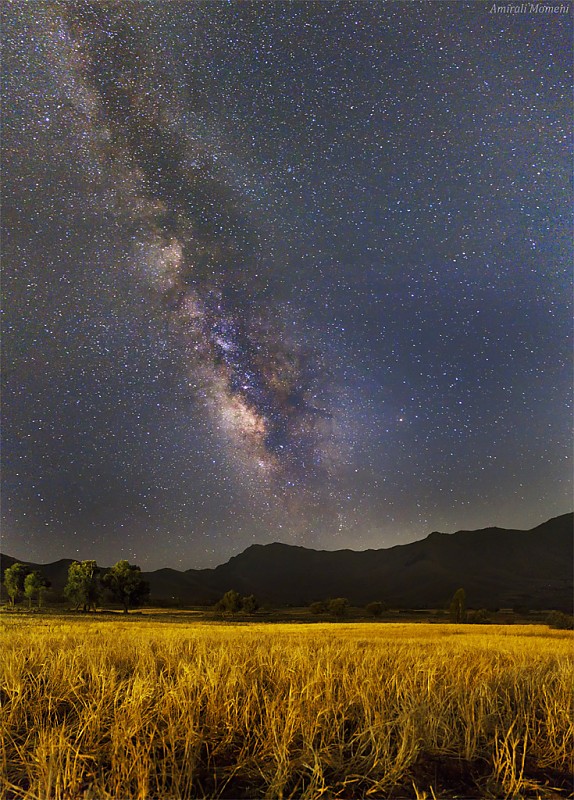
365,601,385,617
65,560,101,612
215,589,242,613
328,597,349,617
24,571,49,610
310,600,328,615
241,594,259,614
103,560,149,614
4,563,30,607
449,588,467,623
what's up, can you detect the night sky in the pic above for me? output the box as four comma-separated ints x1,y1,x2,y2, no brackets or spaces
2,1,572,571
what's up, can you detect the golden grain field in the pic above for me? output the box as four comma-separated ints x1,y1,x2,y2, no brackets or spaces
1,617,572,799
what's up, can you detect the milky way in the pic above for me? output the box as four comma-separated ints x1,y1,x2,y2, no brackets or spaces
59,3,341,497
2,1,572,569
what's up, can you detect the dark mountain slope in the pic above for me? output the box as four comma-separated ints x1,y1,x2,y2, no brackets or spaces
0,555,76,597
1,513,571,610
172,513,572,609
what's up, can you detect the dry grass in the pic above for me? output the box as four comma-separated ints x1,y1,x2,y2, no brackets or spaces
1,617,572,799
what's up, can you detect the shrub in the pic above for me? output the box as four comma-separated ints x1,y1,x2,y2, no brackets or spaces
365,601,385,617
467,608,491,624
215,589,242,613
309,601,328,615
328,597,349,617
547,611,574,630
242,595,259,614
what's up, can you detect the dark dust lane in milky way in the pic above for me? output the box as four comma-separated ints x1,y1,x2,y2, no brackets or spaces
59,2,342,510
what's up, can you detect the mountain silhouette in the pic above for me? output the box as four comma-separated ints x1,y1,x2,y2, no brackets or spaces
1,513,572,611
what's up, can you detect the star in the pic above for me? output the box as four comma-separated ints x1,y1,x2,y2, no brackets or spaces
1,1,571,569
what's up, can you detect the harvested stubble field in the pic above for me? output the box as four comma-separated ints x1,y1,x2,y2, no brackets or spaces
1,617,572,800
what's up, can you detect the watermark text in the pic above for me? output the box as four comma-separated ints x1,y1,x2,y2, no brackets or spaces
489,3,570,13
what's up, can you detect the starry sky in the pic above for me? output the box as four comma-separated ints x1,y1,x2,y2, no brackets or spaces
2,1,572,570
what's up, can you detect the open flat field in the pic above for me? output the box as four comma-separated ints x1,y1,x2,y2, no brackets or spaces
1,617,572,799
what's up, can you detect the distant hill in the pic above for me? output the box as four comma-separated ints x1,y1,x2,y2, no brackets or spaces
1,513,572,611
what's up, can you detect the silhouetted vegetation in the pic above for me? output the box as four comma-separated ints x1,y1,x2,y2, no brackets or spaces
328,597,349,617
449,587,467,623
547,610,574,630
214,589,259,614
242,594,259,614
215,589,242,613
467,608,491,624
308,598,350,617
365,601,386,617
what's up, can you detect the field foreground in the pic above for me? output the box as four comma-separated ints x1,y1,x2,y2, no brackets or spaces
1,618,572,799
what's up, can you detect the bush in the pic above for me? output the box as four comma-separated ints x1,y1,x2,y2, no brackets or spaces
309,601,328,615
547,611,574,630
365,601,385,617
215,589,242,613
328,597,349,617
242,595,259,614
467,608,491,624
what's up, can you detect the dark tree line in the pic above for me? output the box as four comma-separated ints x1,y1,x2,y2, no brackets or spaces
215,589,259,614
309,599,388,617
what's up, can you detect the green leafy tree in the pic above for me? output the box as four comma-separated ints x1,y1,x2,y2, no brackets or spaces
215,589,242,613
4,563,30,607
241,594,259,614
309,600,328,615
103,560,149,613
65,560,101,612
449,588,467,623
24,571,49,610
365,601,385,617
328,597,349,617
